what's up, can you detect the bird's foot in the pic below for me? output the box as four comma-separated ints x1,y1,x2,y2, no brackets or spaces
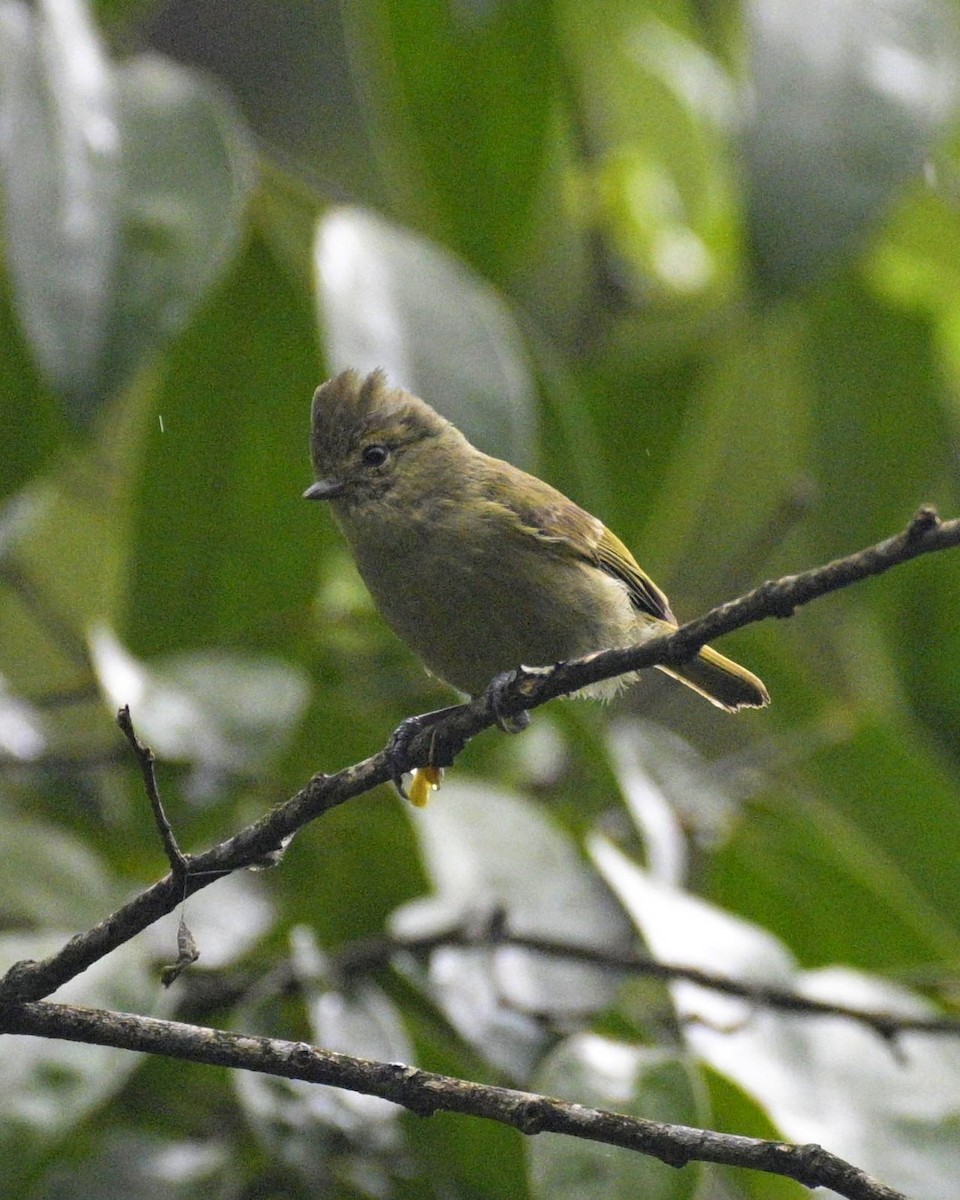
386,667,548,801
484,666,552,734
386,705,464,800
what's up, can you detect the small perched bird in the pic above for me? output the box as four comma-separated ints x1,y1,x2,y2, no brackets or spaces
304,369,769,720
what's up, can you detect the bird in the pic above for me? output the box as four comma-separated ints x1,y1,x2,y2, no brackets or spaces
304,369,769,728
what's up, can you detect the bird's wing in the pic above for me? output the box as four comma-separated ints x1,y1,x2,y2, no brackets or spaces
494,460,676,624
592,524,676,624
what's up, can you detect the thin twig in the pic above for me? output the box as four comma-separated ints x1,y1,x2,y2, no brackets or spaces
115,705,189,876
0,1000,908,1200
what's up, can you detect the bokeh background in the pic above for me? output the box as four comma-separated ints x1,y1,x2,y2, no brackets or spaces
3,0,960,1196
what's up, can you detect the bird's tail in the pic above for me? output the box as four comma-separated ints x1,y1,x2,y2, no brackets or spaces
657,644,769,712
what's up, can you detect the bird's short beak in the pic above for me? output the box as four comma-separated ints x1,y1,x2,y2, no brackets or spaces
303,479,345,501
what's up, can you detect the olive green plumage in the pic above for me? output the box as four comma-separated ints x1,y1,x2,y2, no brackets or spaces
305,369,769,712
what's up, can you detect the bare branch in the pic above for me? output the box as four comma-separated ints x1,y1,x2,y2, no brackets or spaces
335,927,960,1044
1,508,958,1006
0,1000,908,1200
116,705,189,876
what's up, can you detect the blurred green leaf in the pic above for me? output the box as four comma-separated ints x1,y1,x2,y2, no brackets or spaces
404,1102,527,1200
865,181,960,316
391,781,632,1076
143,0,384,204
703,1068,808,1200
0,279,60,504
635,312,809,602
591,837,960,1197
799,716,960,962
805,276,954,559
561,0,740,299
91,625,310,779
107,54,255,388
0,0,253,423
343,0,556,280
125,233,321,658
744,0,960,293
315,206,538,467
881,547,960,756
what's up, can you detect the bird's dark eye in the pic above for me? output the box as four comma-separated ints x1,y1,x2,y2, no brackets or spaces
360,444,390,468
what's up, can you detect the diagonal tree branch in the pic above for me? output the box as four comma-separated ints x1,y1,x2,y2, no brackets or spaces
1,507,956,1200
1,506,958,1008
0,999,908,1200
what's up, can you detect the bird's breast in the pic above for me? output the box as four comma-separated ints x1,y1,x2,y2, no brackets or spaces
338,502,642,696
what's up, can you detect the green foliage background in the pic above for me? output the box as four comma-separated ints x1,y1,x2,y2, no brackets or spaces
2,0,960,1197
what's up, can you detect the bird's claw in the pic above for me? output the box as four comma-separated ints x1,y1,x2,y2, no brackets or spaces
385,706,463,800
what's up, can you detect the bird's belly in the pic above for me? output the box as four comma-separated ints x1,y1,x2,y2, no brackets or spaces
350,525,639,696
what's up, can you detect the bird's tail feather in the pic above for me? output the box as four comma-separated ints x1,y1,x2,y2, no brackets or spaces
657,643,769,712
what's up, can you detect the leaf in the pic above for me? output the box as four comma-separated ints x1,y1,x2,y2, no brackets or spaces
234,927,409,1187
0,0,254,423
744,0,960,293
561,0,740,298
0,0,120,420
0,816,117,927
391,781,632,1076
633,313,809,601
0,680,46,761
711,710,960,972
343,0,556,280
0,929,160,1193
0,437,147,738
591,838,960,1200
34,1132,233,1200
0,274,59,506
315,207,538,467
0,821,161,1186
805,275,953,560
124,233,322,659
105,54,255,397
303,983,412,1131
90,624,311,779
607,717,739,887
